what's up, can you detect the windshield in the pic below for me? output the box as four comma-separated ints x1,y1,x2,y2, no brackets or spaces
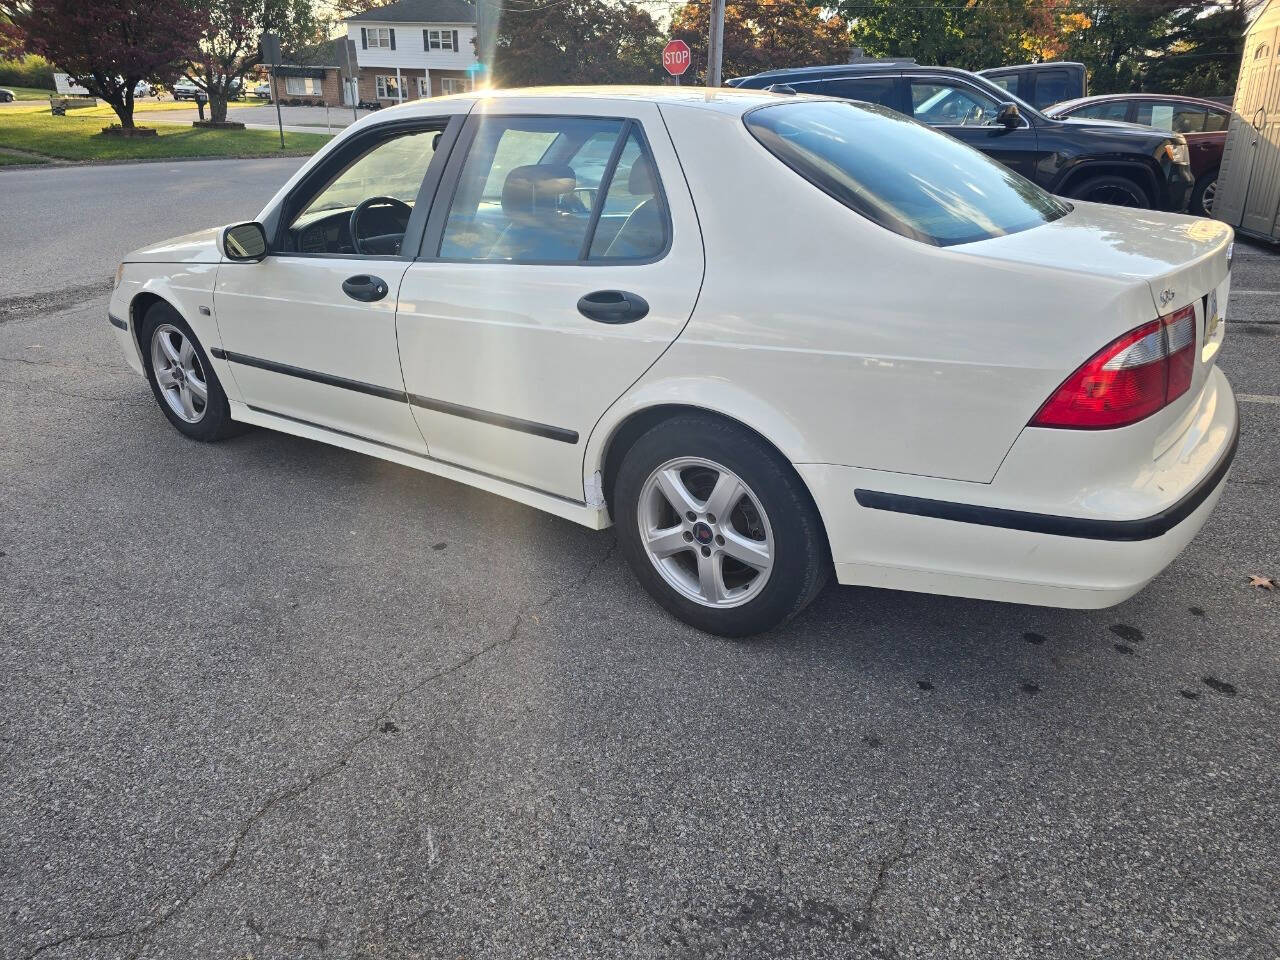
744,99,1070,246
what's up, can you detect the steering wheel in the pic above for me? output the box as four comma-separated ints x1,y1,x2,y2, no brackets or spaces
349,196,413,255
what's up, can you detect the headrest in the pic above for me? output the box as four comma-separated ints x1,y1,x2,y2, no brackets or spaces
502,164,576,219
628,154,657,196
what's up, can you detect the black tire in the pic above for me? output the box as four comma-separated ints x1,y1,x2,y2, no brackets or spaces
1191,170,1218,217
139,301,239,442
615,414,830,637
1067,174,1152,209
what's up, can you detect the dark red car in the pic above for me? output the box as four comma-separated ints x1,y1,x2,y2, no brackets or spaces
1046,94,1229,216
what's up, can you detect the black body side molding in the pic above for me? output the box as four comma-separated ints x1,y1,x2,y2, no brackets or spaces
854,409,1239,542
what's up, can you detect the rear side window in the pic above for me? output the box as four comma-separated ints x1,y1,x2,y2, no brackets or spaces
1204,109,1229,132
811,76,898,109
437,116,669,262
745,99,1070,247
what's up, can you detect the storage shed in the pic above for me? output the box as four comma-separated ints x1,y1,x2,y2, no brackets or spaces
1215,0,1280,240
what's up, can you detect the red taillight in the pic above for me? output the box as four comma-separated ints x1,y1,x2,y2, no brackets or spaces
1031,305,1198,429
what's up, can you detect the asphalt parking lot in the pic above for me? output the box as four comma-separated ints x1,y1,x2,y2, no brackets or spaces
1,159,1277,959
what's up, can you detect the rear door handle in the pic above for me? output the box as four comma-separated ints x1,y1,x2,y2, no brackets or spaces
576,290,649,324
342,274,388,302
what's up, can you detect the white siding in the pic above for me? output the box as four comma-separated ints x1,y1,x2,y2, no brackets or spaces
348,22,478,71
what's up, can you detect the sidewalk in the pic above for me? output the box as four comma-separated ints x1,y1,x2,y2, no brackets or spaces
146,102,372,136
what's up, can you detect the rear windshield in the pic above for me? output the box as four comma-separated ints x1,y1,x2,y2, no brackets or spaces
744,99,1070,246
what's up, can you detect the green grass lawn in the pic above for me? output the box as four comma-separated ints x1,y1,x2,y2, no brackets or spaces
0,150,45,165
1,85,58,101
0,104,330,162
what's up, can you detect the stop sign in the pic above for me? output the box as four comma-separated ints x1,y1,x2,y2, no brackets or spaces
662,39,691,77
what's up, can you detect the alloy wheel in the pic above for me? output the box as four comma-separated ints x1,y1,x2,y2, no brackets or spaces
637,456,774,608
1201,180,1217,215
150,323,208,424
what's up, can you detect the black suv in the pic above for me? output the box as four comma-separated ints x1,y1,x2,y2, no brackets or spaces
729,63,1194,212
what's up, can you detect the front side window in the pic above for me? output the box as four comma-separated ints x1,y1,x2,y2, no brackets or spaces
285,128,440,255
437,116,668,262
910,80,1003,127
1137,101,1206,134
1071,100,1130,122
1204,109,1229,132
745,100,1070,247
987,73,1019,96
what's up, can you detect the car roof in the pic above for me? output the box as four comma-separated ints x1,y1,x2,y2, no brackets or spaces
1049,93,1230,113
367,84,799,118
979,62,1085,73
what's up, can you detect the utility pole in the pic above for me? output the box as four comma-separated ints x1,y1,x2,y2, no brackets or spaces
706,0,726,88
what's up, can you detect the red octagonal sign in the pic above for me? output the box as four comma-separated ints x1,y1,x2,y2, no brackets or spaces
663,39,691,77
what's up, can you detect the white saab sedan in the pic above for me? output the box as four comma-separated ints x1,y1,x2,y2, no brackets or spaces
108,87,1238,636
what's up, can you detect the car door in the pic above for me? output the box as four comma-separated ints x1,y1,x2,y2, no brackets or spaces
395,100,704,502
906,75,1040,179
213,112,465,452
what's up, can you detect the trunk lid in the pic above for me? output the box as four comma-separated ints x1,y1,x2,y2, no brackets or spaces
959,200,1233,461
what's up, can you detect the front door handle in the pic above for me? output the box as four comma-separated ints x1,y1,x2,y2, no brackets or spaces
342,274,388,302
577,290,649,324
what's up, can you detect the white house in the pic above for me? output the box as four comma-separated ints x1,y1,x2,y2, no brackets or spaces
345,0,480,104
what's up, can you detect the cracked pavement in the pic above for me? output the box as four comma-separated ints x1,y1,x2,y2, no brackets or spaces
1,159,1278,959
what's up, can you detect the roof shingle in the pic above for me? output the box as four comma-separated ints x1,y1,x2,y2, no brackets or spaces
345,0,476,24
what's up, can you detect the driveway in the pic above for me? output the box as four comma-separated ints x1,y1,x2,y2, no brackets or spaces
1,159,1277,959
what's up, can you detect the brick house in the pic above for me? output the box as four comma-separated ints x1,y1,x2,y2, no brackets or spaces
268,39,342,106
346,0,479,105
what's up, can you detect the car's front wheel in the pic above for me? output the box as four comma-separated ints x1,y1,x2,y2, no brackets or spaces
615,415,829,637
139,302,237,441
1068,174,1152,209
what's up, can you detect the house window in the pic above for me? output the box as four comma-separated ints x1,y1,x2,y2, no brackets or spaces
417,76,430,97
376,75,401,100
367,27,392,49
439,77,471,95
284,76,321,96
425,29,459,52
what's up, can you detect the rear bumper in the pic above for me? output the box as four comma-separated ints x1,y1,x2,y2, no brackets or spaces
801,368,1238,608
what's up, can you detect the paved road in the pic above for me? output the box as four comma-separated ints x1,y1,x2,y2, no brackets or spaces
1,161,1277,960
0,158,307,303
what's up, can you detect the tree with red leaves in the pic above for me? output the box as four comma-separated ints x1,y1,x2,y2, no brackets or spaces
17,0,199,131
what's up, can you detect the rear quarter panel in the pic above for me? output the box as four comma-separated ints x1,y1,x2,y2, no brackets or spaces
614,100,1159,484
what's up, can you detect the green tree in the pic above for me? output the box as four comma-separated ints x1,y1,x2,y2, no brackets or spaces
670,0,849,83
186,0,322,124
491,0,664,86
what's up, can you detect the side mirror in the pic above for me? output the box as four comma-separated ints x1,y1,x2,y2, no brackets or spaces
222,222,268,262
996,103,1021,129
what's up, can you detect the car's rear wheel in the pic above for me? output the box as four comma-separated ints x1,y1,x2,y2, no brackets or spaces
615,415,829,637
1068,174,1152,209
139,302,237,442
1191,171,1218,216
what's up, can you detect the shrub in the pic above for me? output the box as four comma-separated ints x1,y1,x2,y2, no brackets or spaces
0,54,56,89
